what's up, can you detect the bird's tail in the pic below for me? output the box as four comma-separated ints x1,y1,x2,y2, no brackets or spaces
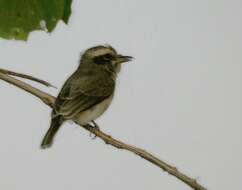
41,115,63,149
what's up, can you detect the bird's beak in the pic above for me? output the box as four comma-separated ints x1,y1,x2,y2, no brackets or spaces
116,55,133,64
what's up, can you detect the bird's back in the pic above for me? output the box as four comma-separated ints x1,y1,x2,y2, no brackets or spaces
52,64,115,121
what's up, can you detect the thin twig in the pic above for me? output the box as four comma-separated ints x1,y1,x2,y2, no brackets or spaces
0,72,55,107
0,68,56,88
0,70,207,190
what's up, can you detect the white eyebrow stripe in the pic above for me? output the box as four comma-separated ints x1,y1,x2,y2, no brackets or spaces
91,49,114,57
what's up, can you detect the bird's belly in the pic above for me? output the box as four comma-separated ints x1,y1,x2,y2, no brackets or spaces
74,95,113,125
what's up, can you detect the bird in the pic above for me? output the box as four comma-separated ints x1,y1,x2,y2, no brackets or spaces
41,45,133,148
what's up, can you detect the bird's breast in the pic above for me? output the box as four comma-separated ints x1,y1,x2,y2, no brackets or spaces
74,94,114,125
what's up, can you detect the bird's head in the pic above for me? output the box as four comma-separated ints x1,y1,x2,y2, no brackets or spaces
80,45,133,73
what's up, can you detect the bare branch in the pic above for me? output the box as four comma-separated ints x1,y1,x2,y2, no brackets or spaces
0,72,55,107
0,70,207,190
82,124,207,190
0,68,56,88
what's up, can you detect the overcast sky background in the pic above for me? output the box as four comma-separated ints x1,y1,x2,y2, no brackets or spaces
0,0,241,189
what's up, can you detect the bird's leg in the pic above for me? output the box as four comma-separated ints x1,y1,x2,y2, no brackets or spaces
91,120,100,131
84,121,100,139
89,120,100,139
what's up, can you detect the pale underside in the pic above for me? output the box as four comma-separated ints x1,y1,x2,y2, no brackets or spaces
73,94,114,125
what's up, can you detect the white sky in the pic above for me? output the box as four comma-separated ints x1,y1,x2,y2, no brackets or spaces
0,0,241,189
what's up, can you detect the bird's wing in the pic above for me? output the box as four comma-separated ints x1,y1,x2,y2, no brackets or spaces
53,70,115,119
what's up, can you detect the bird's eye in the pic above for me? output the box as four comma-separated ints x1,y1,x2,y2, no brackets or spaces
103,53,113,60
94,54,114,64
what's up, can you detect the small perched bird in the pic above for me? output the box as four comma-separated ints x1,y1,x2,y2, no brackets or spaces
41,45,133,148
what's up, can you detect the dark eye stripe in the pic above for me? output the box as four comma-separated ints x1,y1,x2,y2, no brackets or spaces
103,53,114,59
94,56,106,64
94,53,114,64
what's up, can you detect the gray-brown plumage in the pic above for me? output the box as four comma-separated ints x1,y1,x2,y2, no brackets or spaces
41,45,133,148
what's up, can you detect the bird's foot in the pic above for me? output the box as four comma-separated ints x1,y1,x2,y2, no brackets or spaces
87,121,100,139
91,120,100,131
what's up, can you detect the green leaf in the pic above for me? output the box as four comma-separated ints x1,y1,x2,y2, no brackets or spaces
0,0,72,41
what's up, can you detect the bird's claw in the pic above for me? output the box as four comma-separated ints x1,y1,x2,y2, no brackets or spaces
91,121,100,131
89,132,97,139
88,121,100,139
